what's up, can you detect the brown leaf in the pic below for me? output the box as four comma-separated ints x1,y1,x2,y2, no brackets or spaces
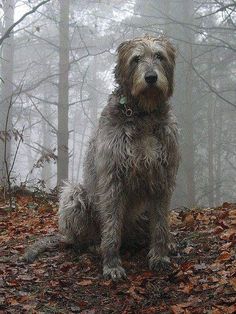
171,304,185,314
183,213,194,225
211,308,222,314
99,280,112,286
179,282,194,294
141,306,160,314
220,229,236,241
229,210,236,225
230,278,236,291
218,220,229,229
228,304,236,314
7,298,19,305
196,212,209,223
181,262,194,272
213,226,224,234
216,251,231,262
170,212,182,225
183,246,194,254
127,285,143,302
60,262,73,272
222,202,231,209
78,279,93,286
220,242,233,250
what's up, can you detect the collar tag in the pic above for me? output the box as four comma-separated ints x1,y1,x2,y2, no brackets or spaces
119,95,127,105
119,95,133,117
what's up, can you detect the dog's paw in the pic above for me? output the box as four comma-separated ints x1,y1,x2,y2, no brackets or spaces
148,250,171,272
103,265,127,281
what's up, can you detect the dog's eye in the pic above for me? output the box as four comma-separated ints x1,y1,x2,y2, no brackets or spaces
133,56,141,63
154,52,164,61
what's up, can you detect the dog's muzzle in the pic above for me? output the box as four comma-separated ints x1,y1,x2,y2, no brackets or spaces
145,71,158,85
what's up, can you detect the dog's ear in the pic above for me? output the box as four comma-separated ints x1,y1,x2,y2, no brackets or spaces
114,40,132,85
165,40,176,64
116,40,131,55
155,35,176,65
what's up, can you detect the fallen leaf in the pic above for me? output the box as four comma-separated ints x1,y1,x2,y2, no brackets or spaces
78,279,93,286
179,282,194,294
183,213,195,225
213,226,224,234
220,242,233,250
181,262,194,272
127,285,143,301
171,304,186,314
230,278,236,291
60,262,73,272
229,210,236,225
220,229,236,240
216,251,231,262
99,280,112,286
183,246,194,254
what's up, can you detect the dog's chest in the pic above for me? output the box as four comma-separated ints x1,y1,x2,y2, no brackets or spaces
134,134,166,166
121,124,170,182
120,120,178,194
124,122,169,171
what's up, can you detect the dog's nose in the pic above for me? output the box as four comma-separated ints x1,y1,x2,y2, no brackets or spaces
145,71,158,84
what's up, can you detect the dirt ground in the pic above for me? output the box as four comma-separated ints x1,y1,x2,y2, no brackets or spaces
0,192,235,313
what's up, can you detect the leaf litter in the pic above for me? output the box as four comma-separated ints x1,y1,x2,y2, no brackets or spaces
0,192,235,313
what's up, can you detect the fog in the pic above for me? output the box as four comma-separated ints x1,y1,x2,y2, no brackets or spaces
0,0,235,208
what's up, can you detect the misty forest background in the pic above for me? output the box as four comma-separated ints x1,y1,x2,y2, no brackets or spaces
0,0,235,209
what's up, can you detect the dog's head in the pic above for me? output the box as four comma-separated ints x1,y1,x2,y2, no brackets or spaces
115,35,176,112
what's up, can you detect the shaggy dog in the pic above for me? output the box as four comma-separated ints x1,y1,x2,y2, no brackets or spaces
24,35,180,281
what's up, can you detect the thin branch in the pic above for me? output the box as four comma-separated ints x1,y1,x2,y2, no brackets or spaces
79,66,95,127
4,98,13,190
197,2,236,19
9,126,25,178
28,96,57,132
0,0,51,46
177,50,236,109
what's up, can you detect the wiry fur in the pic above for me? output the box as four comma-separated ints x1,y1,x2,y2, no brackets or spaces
23,35,180,280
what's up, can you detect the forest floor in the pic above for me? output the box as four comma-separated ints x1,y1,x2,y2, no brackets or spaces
0,191,236,314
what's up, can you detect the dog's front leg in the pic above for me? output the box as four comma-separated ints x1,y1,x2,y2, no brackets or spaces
148,193,172,271
99,185,126,281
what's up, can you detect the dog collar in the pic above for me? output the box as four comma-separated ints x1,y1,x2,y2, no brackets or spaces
119,95,161,118
119,95,133,117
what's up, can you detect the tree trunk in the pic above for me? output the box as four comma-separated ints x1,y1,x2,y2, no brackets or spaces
215,109,222,204
171,0,196,207
207,101,214,207
57,0,70,186
0,0,15,186
41,106,51,190
181,0,196,207
207,53,214,207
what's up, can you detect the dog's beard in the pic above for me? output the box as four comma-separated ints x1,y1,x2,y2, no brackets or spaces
131,74,169,113
137,88,167,113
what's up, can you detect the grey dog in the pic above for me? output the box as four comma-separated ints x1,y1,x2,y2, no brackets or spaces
23,35,180,281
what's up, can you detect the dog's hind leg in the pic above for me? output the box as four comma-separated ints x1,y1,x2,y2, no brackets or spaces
23,183,93,263
58,182,96,248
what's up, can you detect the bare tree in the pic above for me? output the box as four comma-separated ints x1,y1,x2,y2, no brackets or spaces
57,0,70,185
0,0,15,185
0,0,51,46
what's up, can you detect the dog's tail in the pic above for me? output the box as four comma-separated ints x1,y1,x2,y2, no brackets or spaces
22,234,62,263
